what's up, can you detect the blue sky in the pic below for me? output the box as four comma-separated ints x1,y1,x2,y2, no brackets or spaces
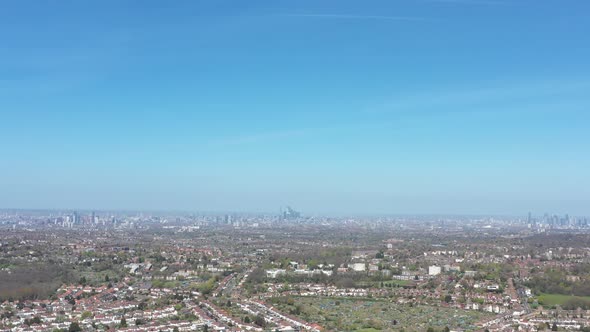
1,0,589,215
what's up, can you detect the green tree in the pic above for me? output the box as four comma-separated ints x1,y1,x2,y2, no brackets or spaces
552,322,558,331
120,317,127,328
68,322,82,332
254,313,266,327
138,301,148,310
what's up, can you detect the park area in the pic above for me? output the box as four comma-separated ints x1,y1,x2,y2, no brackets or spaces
272,296,493,331
537,293,590,309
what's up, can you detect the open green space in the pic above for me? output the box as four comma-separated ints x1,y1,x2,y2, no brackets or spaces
272,296,492,331
384,280,412,287
538,293,590,307
356,280,412,288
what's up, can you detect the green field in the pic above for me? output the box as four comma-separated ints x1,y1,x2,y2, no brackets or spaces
272,296,492,331
538,293,590,307
356,280,412,288
385,280,412,287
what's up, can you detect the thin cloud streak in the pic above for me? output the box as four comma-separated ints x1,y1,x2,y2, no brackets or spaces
211,129,309,146
365,78,590,115
278,14,429,22
425,0,508,5
209,122,393,147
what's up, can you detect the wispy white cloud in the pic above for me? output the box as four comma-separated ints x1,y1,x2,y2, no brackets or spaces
278,14,428,22
210,122,391,147
206,78,590,147
0,34,135,97
211,129,310,146
366,78,590,115
425,0,508,5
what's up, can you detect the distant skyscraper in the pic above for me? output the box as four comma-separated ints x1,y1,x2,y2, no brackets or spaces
281,206,301,220
527,212,532,224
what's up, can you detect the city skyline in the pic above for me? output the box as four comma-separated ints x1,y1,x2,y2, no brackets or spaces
2,0,590,215
1,207,589,221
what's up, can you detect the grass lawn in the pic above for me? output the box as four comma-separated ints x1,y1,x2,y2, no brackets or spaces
385,280,412,287
538,293,590,307
356,280,412,288
272,296,492,331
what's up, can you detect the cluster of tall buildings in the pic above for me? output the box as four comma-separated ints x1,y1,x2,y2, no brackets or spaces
59,211,118,228
527,212,589,228
281,206,301,220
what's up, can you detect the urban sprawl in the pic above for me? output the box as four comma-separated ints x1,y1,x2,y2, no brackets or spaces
1,209,590,332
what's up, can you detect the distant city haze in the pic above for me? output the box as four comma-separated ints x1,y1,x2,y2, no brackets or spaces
1,1,589,215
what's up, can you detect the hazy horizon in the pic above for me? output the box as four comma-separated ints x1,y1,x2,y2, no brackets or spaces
2,1,589,215
0,206,584,219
